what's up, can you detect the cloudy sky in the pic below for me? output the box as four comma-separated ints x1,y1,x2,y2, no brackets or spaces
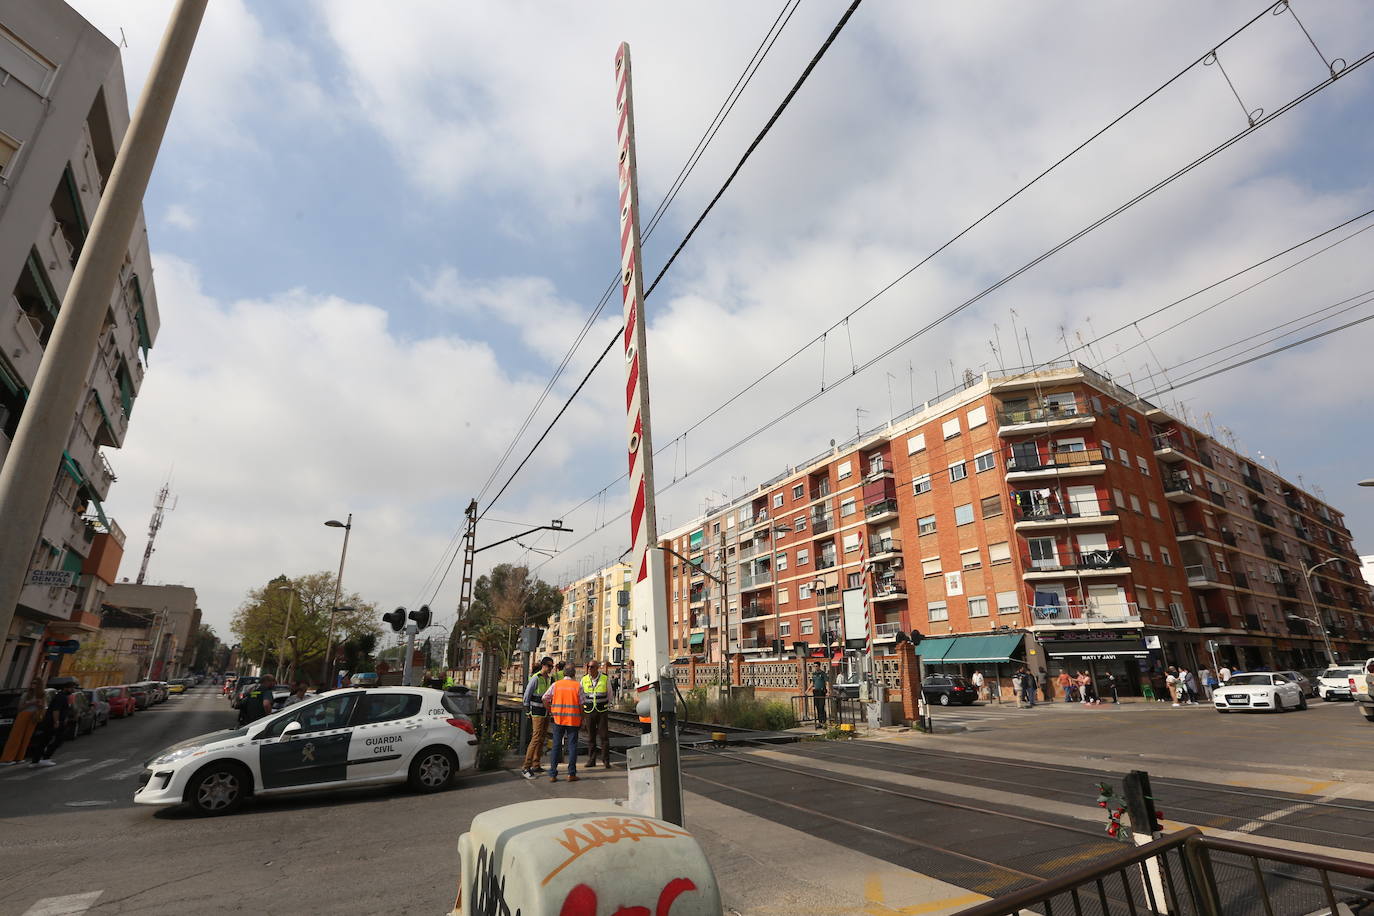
66,1,1374,642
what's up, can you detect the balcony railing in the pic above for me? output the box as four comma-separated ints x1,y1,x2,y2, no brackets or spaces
810,481,831,501
1185,564,1222,584
1031,601,1140,624
997,402,1093,425
1232,572,1249,589
864,498,899,520
1253,508,1277,528
1220,530,1238,546
1242,474,1264,493
1198,451,1214,468
1024,549,1127,572
869,535,902,555
810,513,834,534
1262,545,1284,562
1283,492,1304,511
740,605,769,619
1162,474,1194,495
865,459,892,479
873,579,907,598
739,571,773,589
1208,490,1226,507
1013,499,1111,522
815,555,837,571
873,622,900,638
1151,433,1186,452
1005,447,1106,473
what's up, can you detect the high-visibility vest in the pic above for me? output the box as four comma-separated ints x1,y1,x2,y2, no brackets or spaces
549,678,583,727
527,673,552,717
581,673,610,712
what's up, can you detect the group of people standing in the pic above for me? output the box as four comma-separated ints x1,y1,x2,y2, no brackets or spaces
1153,665,1225,705
519,656,616,782
0,679,76,768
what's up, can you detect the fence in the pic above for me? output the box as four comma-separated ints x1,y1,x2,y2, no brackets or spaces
952,827,1374,916
790,693,864,728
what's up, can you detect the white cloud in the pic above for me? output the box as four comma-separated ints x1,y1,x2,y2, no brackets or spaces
164,203,197,230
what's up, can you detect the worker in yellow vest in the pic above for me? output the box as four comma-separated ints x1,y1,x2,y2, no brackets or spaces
519,656,555,779
581,660,612,769
541,662,585,782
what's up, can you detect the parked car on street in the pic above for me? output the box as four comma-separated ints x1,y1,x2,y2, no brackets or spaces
1312,666,1359,701
1213,672,1306,713
230,677,260,709
128,684,153,710
136,687,479,816
48,684,95,738
84,689,111,729
167,681,187,695
1277,670,1316,698
103,685,137,718
921,674,978,706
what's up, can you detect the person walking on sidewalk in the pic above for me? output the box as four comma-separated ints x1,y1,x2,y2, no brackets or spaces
1,680,46,765
1105,672,1119,704
1198,667,1215,700
27,682,75,768
1057,670,1072,703
581,660,613,769
1180,668,1199,705
971,669,985,702
810,664,829,727
520,656,555,779
543,663,585,783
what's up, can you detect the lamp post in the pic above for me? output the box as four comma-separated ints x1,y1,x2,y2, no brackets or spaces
285,635,298,683
274,584,296,680
1297,556,1341,665
1359,479,1374,487
320,514,352,687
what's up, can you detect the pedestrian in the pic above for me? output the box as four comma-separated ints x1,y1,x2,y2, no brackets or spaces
1198,666,1215,700
520,656,555,779
1105,672,1119,704
1057,670,1072,703
0,680,46,765
1365,660,1374,696
1081,672,1100,705
1018,667,1038,708
543,662,585,782
27,681,75,768
581,659,612,769
971,669,985,702
1218,665,1232,684
280,682,309,708
1150,668,1169,702
237,674,276,724
810,663,829,727
1166,667,1181,706
1181,668,1199,705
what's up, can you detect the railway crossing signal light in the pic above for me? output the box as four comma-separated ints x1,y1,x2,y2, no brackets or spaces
611,647,624,665
44,638,80,660
408,605,432,630
382,607,406,633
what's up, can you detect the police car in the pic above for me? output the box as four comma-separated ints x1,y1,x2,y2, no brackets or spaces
135,687,478,815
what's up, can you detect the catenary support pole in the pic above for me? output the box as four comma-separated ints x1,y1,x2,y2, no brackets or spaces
614,43,681,826
0,0,207,653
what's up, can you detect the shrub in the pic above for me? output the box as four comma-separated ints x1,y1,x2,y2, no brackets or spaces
477,721,516,771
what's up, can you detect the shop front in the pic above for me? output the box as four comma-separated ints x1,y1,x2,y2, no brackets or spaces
1039,629,1148,698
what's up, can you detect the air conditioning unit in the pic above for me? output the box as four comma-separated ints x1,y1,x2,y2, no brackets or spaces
890,557,904,569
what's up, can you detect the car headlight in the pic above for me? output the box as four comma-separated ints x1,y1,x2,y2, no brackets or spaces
151,746,206,767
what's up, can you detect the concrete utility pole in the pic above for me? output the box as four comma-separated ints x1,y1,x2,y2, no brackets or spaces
0,0,207,649
614,43,680,825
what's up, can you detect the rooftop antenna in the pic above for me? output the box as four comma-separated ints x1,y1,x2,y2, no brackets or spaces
1219,425,1238,453
855,406,869,438
1010,309,1026,367
136,476,177,585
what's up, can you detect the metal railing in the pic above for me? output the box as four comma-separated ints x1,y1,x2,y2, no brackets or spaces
873,622,900,637
997,402,1094,425
1163,474,1194,494
1014,499,1112,522
790,693,864,728
1031,602,1141,624
810,513,834,534
739,571,772,589
1006,447,1106,472
865,498,899,519
869,535,902,555
1185,565,1221,584
873,579,907,598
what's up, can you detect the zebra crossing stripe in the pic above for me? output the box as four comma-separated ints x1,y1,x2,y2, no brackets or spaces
3,758,89,780
56,758,123,781
102,763,146,781
21,891,103,915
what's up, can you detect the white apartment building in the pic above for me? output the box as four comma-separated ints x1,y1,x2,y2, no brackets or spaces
0,2,158,686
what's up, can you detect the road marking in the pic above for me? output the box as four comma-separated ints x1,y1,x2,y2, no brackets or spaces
55,758,123,781
21,891,103,915
102,763,146,781
4,758,89,780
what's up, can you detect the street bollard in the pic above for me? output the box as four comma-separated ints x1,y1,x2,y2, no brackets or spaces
454,798,722,915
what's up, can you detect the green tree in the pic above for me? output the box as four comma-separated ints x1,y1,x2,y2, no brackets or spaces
230,571,380,679
447,564,562,669
190,623,219,671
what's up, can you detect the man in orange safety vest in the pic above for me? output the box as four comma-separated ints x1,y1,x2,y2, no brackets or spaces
542,662,586,782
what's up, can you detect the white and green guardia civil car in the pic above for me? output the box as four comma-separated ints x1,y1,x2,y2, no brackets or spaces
135,687,479,816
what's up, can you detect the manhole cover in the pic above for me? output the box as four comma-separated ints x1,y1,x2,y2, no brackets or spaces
64,800,110,807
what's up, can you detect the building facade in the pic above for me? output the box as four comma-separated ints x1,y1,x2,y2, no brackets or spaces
102,583,200,681
653,362,1370,695
552,562,634,667
0,2,157,688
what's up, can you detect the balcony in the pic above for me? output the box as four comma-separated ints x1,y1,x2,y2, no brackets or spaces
1197,611,1235,629
997,402,1096,435
873,621,900,641
1283,492,1304,511
1185,565,1225,588
1012,499,1117,530
864,498,899,523
815,555,838,571
1242,474,1264,493
810,481,831,502
1294,525,1312,542
1023,549,1129,579
810,512,834,535
739,571,773,592
1220,530,1238,547
740,604,770,620
869,535,902,559
1151,434,1188,463
872,579,907,600
738,637,764,651
1005,447,1107,480
1232,572,1250,589
865,459,893,481
737,541,765,562
1253,508,1277,528
1031,601,1141,627
1208,490,1227,508
1163,474,1200,502
1262,545,1284,562
1174,524,1220,546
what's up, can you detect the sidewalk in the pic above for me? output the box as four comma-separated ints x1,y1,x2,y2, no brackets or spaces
476,762,987,916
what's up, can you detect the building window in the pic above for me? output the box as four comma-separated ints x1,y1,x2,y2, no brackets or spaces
1129,494,1142,513
778,588,790,604
974,451,996,473
928,601,949,622
794,515,807,531
838,460,853,479
1109,405,1120,424
981,494,1002,518
997,591,1020,615
942,417,961,439
949,462,967,482
797,549,810,565
961,548,982,569
967,405,988,428
988,541,1011,564
1101,441,1113,460
954,503,975,526
801,618,814,635
918,515,937,536
921,557,941,577
968,596,989,617
776,553,788,572
779,621,791,637
846,572,861,588
1160,546,1173,566
842,532,862,553
1141,541,1153,562
1148,500,1161,520
1112,488,1125,509
799,583,812,600
0,25,57,96
788,483,801,500
912,475,932,496
840,497,856,516
0,130,19,178
1127,414,1140,434
1137,456,1150,477
1119,449,1131,467
907,433,926,455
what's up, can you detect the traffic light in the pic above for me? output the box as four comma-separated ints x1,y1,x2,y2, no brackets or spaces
517,626,543,653
382,607,406,633
611,647,624,665
408,605,432,630
771,638,784,655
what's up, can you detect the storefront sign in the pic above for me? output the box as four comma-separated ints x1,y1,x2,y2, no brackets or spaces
28,569,75,588
1044,628,1143,642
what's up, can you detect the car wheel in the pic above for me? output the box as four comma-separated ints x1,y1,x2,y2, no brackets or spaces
938,694,951,707
187,763,248,816
1298,695,1307,711
408,747,457,793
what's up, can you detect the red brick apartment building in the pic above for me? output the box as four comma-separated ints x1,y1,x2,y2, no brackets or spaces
658,362,1371,696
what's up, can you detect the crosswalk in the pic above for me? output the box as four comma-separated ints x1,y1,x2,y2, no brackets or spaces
20,891,103,916
0,758,144,782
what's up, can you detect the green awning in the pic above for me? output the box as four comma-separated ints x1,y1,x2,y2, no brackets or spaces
689,633,705,647
61,548,85,576
0,359,24,397
92,389,114,434
915,636,956,662
62,165,89,239
938,634,1024,664
26,251,59,317
88,494,109,529
60,450,84,484
688,529,704,550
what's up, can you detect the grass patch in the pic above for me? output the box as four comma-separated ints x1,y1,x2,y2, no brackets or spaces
681,687,797,731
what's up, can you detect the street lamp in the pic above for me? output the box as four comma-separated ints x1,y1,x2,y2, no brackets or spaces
285,635,298,683
320,514,353,687
274,584,296,680
1360,479,1374,488
1296,556,1341,665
